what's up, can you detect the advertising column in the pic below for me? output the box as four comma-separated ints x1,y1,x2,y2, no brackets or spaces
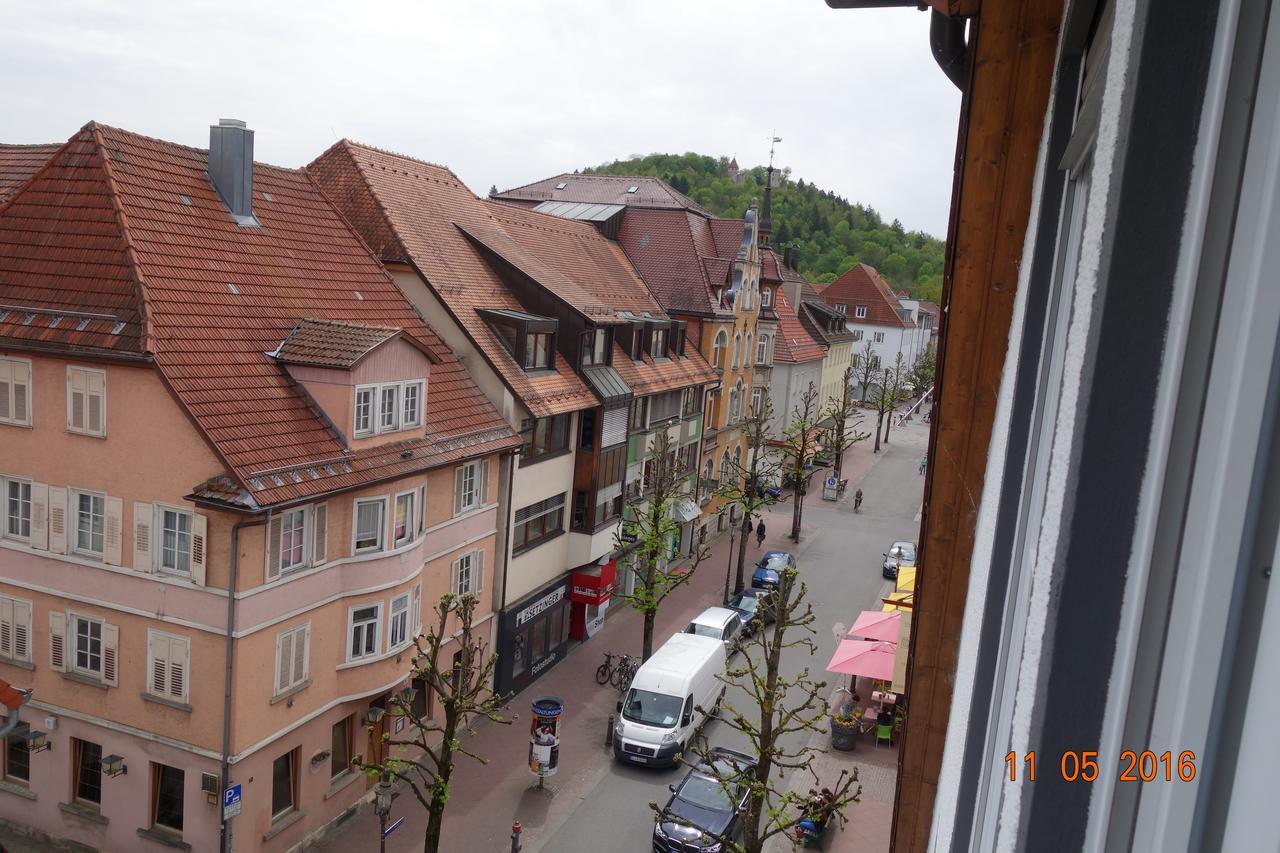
529,696,563,787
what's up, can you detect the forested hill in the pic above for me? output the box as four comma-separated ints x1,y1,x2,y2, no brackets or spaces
583,153,944,303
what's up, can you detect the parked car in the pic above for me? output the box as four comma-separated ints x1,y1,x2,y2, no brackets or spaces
725,588,775,636
683,606,746,655
751,550,797,590
614,634,727,767
882,541,917,580
653,747,758,852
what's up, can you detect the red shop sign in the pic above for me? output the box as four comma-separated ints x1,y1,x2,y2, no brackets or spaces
569,560,616,605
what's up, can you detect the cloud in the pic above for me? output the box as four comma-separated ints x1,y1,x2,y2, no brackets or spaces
0,0,960,235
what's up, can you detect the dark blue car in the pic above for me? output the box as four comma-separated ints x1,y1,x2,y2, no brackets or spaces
751,550,796,590
653,747,757,852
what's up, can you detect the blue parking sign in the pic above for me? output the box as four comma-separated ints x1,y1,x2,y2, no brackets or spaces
223,784,242,819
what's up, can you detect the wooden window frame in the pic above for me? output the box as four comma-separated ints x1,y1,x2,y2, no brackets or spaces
512,494,566,554
72,737,102,808
150,762,185,835
0,357,32,428
330,716,353,781
270,749,298,820
274,623,310,696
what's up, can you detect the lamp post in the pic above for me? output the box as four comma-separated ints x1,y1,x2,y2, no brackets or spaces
374,769,395,853
722,524,736,604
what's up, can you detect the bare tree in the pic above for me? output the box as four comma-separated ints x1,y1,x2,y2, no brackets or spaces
852,339,878,402
880,351,911,445
618,429,708,660
651,565,861,853
715,395,783,596
779,382,823,542
822,362,871,483
354,593,508,853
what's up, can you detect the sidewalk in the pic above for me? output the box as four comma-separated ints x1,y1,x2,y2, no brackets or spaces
313,435,896,853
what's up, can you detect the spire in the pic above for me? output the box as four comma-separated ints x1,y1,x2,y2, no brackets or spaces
761,133,781,247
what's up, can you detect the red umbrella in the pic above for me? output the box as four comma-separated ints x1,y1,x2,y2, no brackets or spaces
825,638,897,680
846,610,902,642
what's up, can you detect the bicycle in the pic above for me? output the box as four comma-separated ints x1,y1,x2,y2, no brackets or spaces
595,651,617,686
610,654,635,689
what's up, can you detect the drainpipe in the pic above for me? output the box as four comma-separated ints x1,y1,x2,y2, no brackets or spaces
220,511,272,853
0,689,32,738
929,9,970,91
494,450,517,694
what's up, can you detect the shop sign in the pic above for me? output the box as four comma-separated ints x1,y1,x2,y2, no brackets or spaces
585,599,610,638
516,586,566,626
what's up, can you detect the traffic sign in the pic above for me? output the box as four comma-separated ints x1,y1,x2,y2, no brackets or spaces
383,816,405,838
223,784,242,820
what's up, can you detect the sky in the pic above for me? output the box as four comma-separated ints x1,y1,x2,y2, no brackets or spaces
0,0,962,237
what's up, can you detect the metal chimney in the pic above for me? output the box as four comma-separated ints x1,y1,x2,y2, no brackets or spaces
208,119,257,226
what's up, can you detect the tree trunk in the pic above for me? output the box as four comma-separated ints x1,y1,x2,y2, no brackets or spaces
884,409,893,444
642,607,655,661
424,742,454,853
832,427,844,481
874,412,884,453
790,471,803,542
424,796,446,853
735,513,752,595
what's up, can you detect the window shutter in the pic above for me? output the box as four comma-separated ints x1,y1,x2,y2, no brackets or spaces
481,459,491,504
48,486,67,554
170,637,188,701
453,468,465,516
0,361,9,421
101,623,119,687
412,585,422,633
12,600,29,662
87,371,104,435
294,626,307,684
602,408,628,446
266,516,282,581
13,367,27,424
69,369,86,431
311,504,327,565
104,496,123,566
417,486,426,536
450,558,460,596
190,513,208,586
276,631,291,693
49,611,66,672
0,598,13,659
474,550,484,594
29,483,48,551
132,502,154,571
150,632,169,696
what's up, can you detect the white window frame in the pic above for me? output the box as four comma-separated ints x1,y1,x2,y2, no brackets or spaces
66,365,106,437
156,504,194,577
0,358,32,427
3,476,32,543
347,603,382,662
412,583,422,634
278,507,308,572
274,623,310,696
452,550,481,596
378,384,399,433
873,331,885,343
354,386,375,437
455,461,481,515
388,593,410,649
71,612,105,679
401,380,424,428
392,490,416,548
761,287,773,308
0,594,33,664
146,629,190,704
352,496,388,554
854,305,868,319
851,329,864,342
71,489,106,558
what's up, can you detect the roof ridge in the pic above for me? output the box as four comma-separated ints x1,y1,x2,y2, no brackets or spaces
87,124,154,355
484,201,603,240
493,172,573,197
0,134,77,216
340,139,468,187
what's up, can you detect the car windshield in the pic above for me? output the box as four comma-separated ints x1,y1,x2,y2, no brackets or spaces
729,595,758,613
623,688,683,727
687,623,722,640
760,553,791,571
676,772,733,812
893,544,916,562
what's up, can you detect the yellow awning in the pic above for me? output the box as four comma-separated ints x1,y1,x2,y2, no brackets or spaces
895,566,917,593
882,591,913,612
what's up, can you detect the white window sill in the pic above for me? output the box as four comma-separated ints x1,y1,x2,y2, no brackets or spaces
336,640,413,671
61,671,108,690
141,692,192,713
270,679,311,705
0,656,33,671
0,779,35,800
262,809,305,842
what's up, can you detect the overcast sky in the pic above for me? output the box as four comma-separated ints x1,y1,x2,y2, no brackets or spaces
1,0,961,237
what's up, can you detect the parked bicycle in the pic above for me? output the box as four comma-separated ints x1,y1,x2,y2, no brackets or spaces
596,651,619,685
612,654,639,690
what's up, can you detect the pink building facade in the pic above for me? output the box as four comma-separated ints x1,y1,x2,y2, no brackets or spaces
0,122,517,852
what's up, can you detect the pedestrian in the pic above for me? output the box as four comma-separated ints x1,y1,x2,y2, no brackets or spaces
755,518,766,547
919,454,927,475
854,488,863,513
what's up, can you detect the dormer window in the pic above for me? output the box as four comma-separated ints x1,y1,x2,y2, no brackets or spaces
835,303,848,315
354,380,425,438
855,305,867,319
480,310,558,373
581,327,611,368
650,327,668,359
761,287,774,308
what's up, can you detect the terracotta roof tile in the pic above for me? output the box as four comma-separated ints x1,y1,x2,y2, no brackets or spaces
0,123,516,508
493,174,714,216
615,208,727,315
272,318,406,368
772,289,825,364
821,263,914,329
0,143,61,202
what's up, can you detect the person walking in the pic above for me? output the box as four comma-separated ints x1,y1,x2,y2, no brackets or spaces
854,488,863,513
755,518,767,547
919,454,928,475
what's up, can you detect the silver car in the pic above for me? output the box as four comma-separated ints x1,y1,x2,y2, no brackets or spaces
682,606,746,655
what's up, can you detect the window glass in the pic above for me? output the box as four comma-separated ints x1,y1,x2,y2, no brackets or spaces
355,500,384,552
75,739,102,805
530,617,547,661
389,594,409,647
394,493,414,546
271,751,294,817
402,382,422,427
160,509,192,573
5,480,30,539
525,333,551,369
354,387,374,434
458,463,479,512
513,494,565,551
75,617,102,675
455,552,474,595
350,606,379,659
5,728,29,783
279,508,306,570
378,385,398,432
75,492,105,555
153,763,184,833
330,717,352,779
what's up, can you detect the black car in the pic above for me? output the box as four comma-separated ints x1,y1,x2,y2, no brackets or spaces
653,747,757,853
725,588,775,636
750,550,796,590
882,541,916,580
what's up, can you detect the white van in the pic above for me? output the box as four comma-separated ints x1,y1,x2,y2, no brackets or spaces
613,633,726,767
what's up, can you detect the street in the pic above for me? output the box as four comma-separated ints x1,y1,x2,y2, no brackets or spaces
314,416,928,853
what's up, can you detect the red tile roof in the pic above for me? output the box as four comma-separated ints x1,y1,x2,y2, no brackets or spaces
307,142,716,413
271,318,410,369
772,289,825,364
0,143,61,202
493,174,714,216
615,208,740,316
0,123,516,508
821,263,914,329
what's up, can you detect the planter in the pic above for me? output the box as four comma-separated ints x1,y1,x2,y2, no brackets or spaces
830,719,859,751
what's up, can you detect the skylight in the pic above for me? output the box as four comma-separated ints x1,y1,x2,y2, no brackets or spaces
627,186,639,193
228,283,240,295
555,182,567,190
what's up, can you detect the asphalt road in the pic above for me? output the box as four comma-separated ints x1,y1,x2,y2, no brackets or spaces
535,422,928,852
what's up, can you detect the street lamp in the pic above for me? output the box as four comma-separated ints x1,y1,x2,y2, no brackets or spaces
375,769,396,853
723,524,736,605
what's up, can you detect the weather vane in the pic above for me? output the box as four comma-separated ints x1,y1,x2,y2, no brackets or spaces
768,132,782,170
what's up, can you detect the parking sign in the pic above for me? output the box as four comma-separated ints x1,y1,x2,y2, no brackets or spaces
223,783,242,820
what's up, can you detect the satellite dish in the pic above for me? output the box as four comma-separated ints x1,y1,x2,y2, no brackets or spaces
832,622,846,641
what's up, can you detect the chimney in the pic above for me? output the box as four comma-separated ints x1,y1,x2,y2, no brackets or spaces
760,165,774,247
208,119,257,225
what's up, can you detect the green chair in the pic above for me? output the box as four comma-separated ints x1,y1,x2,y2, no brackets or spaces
875,723,893,748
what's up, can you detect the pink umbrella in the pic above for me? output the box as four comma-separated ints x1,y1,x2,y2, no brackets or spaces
825,638,897,680
847,610,901,642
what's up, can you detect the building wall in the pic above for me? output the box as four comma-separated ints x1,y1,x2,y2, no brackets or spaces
819,340,853,412
505,435,577,604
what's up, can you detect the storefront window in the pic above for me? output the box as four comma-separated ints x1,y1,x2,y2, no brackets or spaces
531,619,547,662
512,634,526,676
549,605,564,649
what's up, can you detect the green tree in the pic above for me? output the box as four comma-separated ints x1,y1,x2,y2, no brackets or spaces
353,593,508,853
618,430,708,660
715,396,783,596
913,340,937,396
